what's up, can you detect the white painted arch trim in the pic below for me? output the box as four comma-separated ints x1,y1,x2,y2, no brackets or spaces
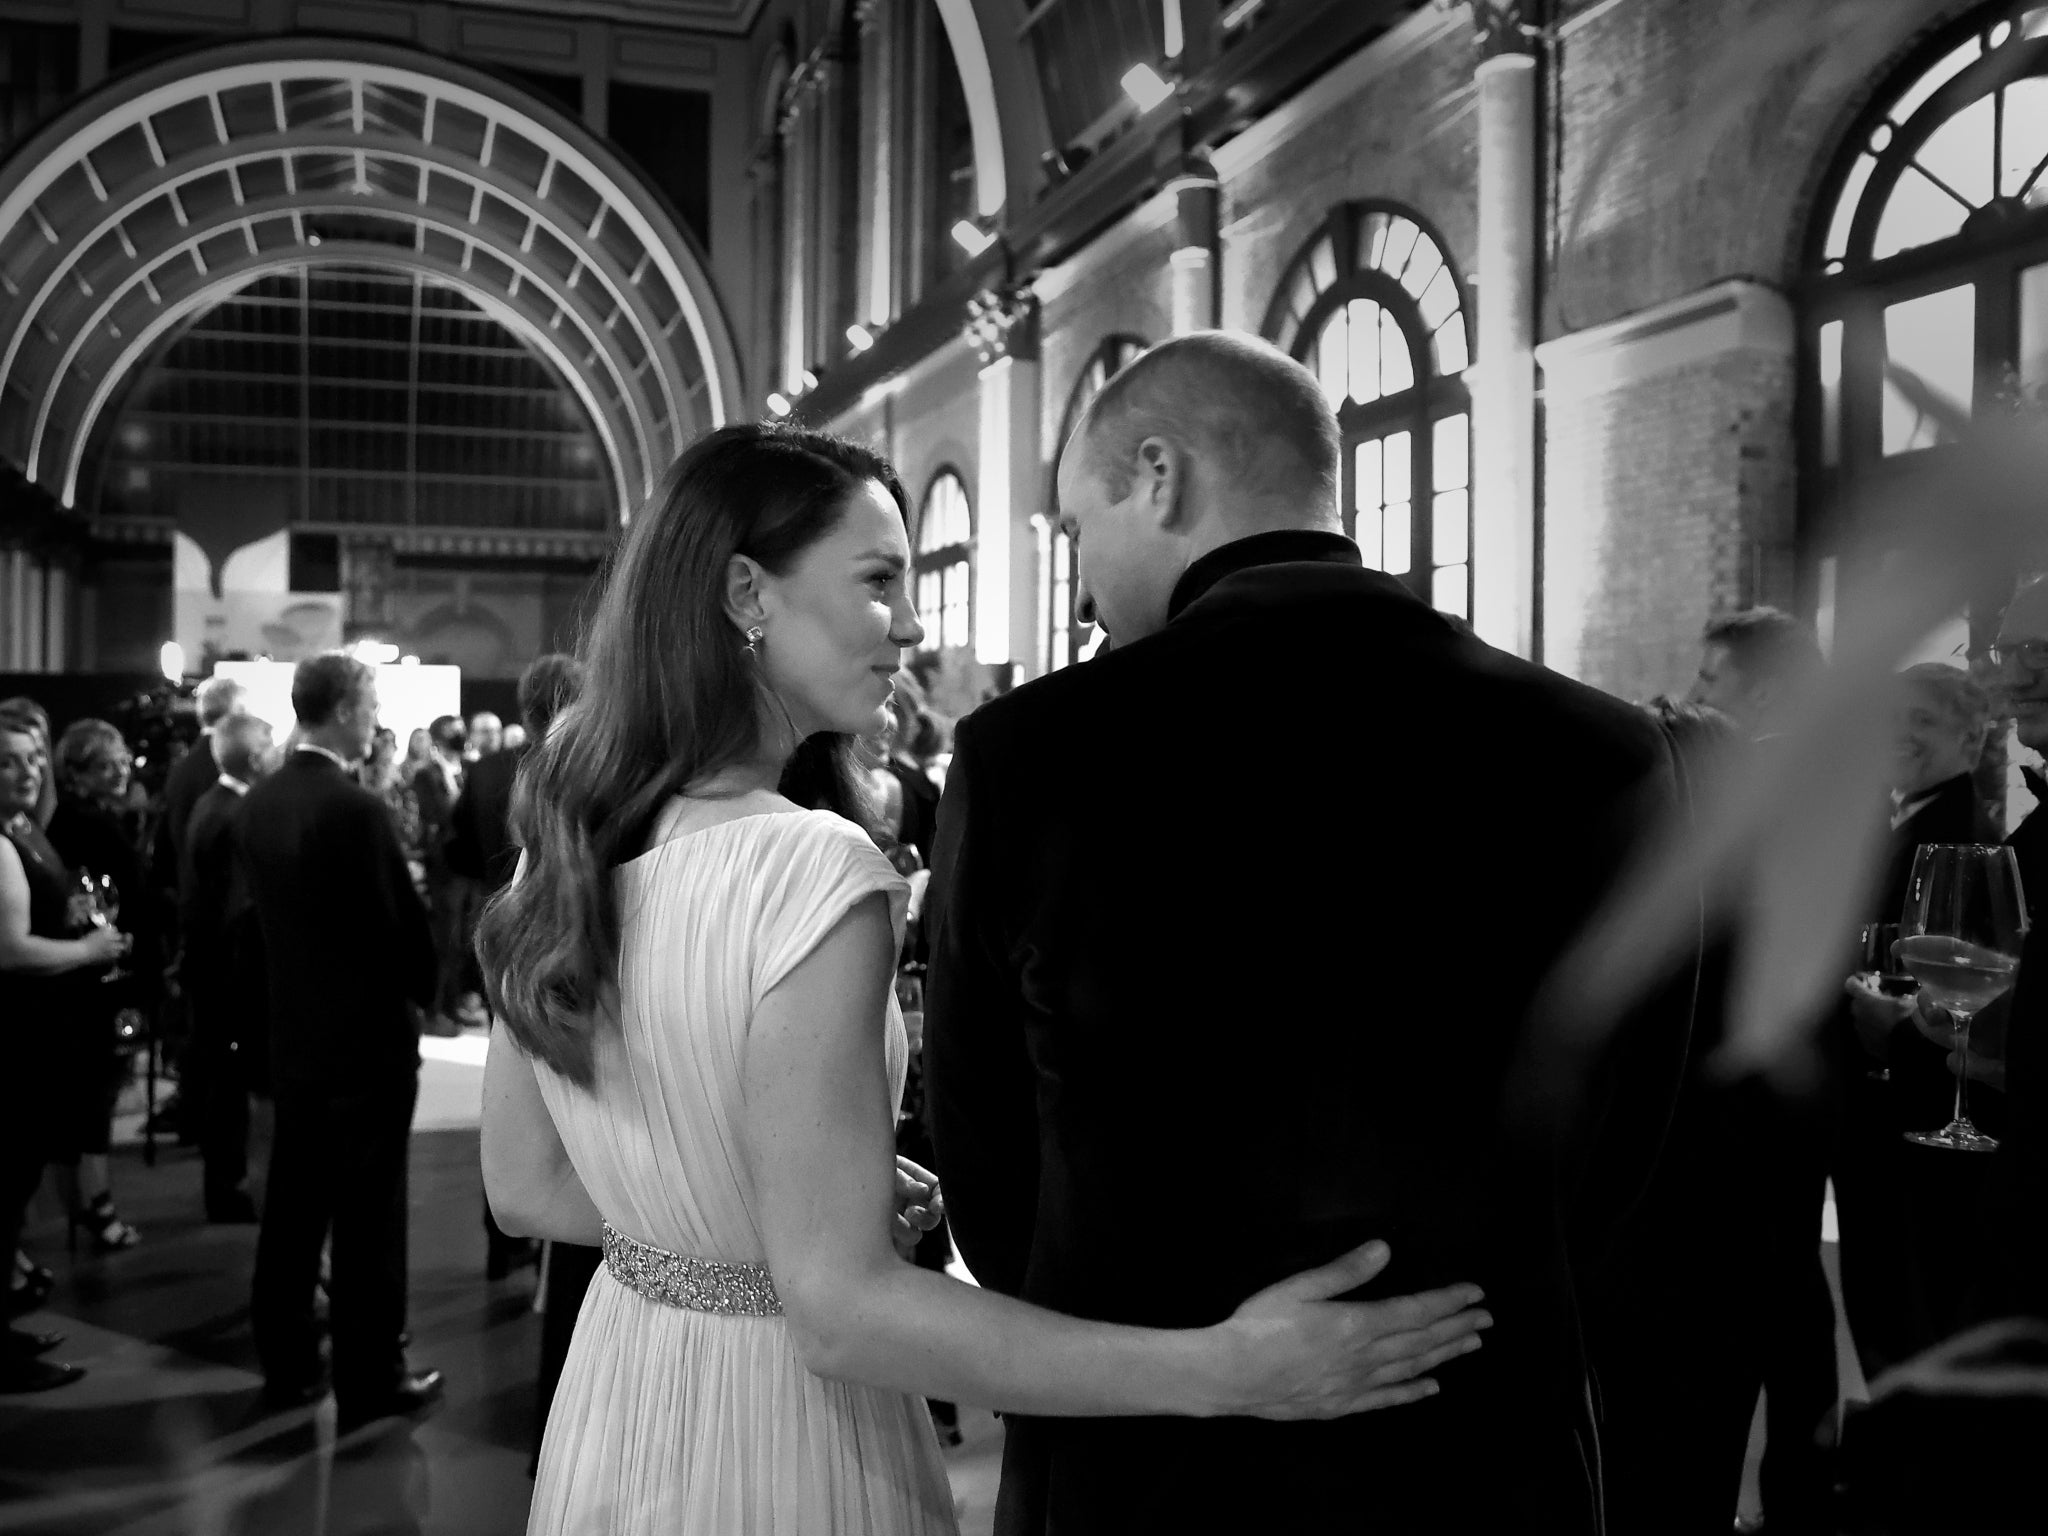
933,0,1007,218
1535,280,1796,395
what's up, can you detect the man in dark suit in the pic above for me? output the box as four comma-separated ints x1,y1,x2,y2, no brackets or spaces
238,652,442,1429
1839,664,1999,1380
177,710,275,1222
154,675,247,890
924,332,1690,1535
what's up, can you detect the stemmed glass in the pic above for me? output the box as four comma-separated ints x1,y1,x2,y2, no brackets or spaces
1895,844,2027,1153
76,869,130,984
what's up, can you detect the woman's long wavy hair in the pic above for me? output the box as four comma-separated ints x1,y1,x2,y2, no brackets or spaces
478,423,908,1087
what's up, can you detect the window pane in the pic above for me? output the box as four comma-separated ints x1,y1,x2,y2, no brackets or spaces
1359,210,1390,271
1883,285,1975,455
1433,563,1469,619
1874,162,1971,259
1035,516,1053,670
1914,92,1994,207
1827,152,1877,260
1435,313,1470,375
1348,298,1381,405
1384,500,1411,576
1891,37,1982,127
1287,269,1319,329
1381,309,1414,395
1401,236,1444,300
1819,320,1843,467
2022,264,2048,392
1433,489,1469,565
1309,235,1338,293
2004,78,2048,199
1316,310,1349,406
1417,264,1459,330
1382,430,1411,504
1434,413,1469,492
1354,438,1381,514
1380,217,1421,277
1358,504,1383,571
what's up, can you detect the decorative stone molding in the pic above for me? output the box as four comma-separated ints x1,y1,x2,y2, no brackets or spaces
963,283,1039,366
1466,0,1542,59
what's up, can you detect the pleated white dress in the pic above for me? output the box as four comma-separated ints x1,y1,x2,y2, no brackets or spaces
525,805,959,1535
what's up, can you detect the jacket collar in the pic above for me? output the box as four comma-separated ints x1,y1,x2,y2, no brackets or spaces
1167,529,1363,623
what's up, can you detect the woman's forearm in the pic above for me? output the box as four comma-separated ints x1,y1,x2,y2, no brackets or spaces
0,932,93,975
785,1259,1230,1419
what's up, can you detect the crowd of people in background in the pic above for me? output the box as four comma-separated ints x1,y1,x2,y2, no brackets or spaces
3,567,2038,1529
0,652,600,1412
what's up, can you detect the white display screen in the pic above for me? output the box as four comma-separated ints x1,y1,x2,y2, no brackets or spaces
211,660,463,751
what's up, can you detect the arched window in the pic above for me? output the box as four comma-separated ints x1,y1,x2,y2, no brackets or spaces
1038,334,1146,671
1806,6,2048,496
916,469,974,653
1262,203,1472,617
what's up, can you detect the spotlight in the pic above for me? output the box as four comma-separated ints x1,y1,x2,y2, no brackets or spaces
159,641,185,683
951,219,996,257
766,392,792,417
1121,64,1173,112
400,654,420,666
800,369,819,392
351,640,400,665
847,323,876,353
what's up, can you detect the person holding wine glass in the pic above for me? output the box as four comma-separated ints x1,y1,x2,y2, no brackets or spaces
1837,664,1997,1378
1,719,130,1391
45,718,150,1253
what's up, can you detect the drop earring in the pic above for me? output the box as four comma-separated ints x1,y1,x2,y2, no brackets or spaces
744,625,763,656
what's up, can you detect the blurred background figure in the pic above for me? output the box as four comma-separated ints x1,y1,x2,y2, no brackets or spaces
1837,665,1998,1382
453,653,581,1284
463,712,503,764
1687,607,1826,739
411,715,477,1036
152,676,247,914
177,711,275,1225
362,726,423,863
45,719,150,1254
1,714,130,1392
0,698,57,830
501,723,529,753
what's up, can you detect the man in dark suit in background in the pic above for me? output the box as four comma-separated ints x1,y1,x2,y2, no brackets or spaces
924,332,1691,1535
177,710,275,1223
155,675,247,888
238,652,441,1429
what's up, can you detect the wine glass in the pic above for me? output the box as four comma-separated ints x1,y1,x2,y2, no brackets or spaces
76,870,129,984
1896,844,2027,1153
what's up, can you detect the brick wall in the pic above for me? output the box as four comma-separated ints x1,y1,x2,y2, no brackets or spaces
1544,345,1797,700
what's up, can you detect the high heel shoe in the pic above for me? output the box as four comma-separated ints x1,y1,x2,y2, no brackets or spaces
70,1193,142,1254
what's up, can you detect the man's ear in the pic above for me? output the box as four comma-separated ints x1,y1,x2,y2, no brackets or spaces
1136,437,1185,530
724,553,768,634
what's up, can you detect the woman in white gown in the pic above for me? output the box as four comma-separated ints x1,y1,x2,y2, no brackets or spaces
477,425,1492,1534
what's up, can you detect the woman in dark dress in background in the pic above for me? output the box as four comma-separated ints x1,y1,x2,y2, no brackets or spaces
44,719,148,1252
0,720,130,1391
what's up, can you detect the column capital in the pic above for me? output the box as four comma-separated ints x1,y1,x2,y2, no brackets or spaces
1468,0,1542,60
964,284,1039,366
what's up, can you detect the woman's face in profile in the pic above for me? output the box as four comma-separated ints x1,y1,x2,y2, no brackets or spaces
757,479,925,740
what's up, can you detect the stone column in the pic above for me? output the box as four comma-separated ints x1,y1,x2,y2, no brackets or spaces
44,560,69,673
1470,4,1539,659
966,287,1042,671
1168,165,1220,335
857,0,896,327
1,550,25,669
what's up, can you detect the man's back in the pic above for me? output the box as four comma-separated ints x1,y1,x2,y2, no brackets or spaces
179,782,242,971
927,540,1683,1532
446,744,523,892
239,752,435,1086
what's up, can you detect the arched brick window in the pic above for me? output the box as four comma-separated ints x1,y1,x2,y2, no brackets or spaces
1037,333,1145,671
1263,202,1472,617
915,468,974,653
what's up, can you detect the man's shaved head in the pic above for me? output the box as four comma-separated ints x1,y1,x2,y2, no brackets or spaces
1055,331,1344,646
1078,331,1340,516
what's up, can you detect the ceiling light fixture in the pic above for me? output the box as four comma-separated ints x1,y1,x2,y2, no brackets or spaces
766,392,792,417
847,323,875,352
1120,64,1174,113
951,219,996,257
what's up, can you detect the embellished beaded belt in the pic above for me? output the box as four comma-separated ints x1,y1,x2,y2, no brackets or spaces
601,1222,783,1317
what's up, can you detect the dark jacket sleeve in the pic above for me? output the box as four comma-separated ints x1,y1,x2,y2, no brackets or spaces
921,712,1041,1298
354,790,437,1010
445,781,484,880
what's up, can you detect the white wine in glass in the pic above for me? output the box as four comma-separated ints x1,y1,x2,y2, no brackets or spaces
1897,844,2027,1153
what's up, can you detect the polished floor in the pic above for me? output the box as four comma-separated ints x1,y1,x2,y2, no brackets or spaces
0,1043,1002,1535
